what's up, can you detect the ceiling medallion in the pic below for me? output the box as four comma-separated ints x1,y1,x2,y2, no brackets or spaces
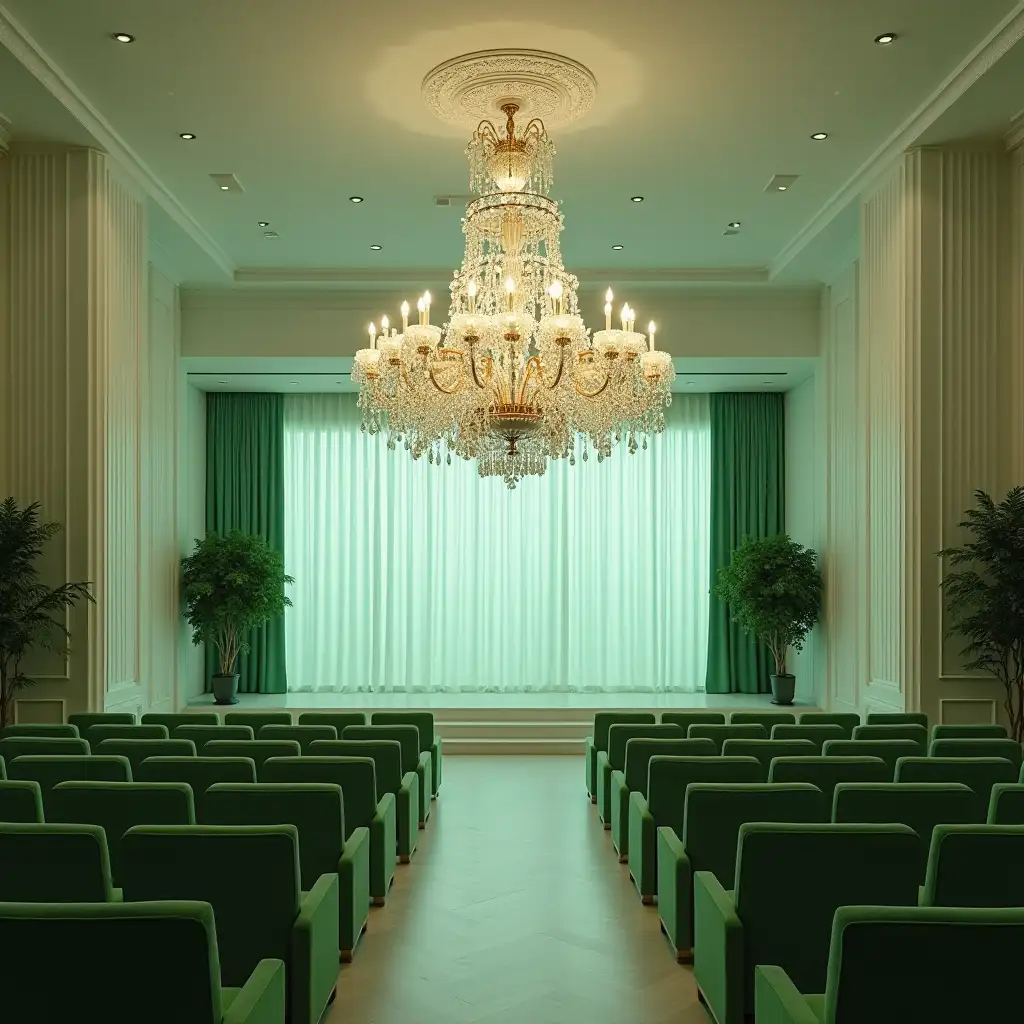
354,57,673,489
421,49,597,130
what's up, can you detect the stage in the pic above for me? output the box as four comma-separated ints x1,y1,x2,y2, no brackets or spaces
185,690,820,754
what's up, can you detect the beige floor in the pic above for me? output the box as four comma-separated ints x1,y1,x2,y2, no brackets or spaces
327,756,709,1024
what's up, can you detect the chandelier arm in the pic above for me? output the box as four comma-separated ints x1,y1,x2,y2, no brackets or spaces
467,348,491,390
427,365,464,395
474,120,501,146
517,356,542,405
574,370,611,399
540,343,567,390
522,119,546,144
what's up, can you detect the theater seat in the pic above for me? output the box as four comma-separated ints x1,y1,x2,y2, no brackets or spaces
0,822,115,902
585,713,655,803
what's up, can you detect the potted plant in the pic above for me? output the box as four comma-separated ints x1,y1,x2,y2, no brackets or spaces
714,533,822,705
0,498,94,728
181,530,293,705
941,487,1024,743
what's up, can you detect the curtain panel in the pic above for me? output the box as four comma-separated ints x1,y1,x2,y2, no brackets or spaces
704,392,785,694
205,392,287,694
283,393,711,694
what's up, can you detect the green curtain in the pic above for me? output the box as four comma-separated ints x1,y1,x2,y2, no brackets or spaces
705,393,785,694
205,393,287,694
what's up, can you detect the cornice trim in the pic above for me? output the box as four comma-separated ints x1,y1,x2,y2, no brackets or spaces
771,1,1024,278
0,4,234,279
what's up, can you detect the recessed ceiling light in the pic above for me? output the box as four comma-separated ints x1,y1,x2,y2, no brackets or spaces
874,33,897,45
777,185,788,191
112,32,135,43
349,196,364,204
810,132,829,141
630,196,644,203
686,382,695,386
762,381,773,385
369,244,382,250
179,132,196,140
217,380,227,385
290,381,299,386
219,184,230,190
728,221,741,229
257,221,270,227
612,244,624,250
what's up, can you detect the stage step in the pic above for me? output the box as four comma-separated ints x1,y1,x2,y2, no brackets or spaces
437,719,591,741
442,736,583,755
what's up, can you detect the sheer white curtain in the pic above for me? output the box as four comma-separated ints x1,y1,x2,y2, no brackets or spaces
284,393,710,693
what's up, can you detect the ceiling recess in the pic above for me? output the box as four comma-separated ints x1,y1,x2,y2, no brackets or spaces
765,174,799,192
210,173,244,193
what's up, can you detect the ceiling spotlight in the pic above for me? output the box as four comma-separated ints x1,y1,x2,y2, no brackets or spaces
630,196,644,203
349,196,364,204
179,132,196,140
810,132,828,140
112,32,135,43
369,244,382,250
219,184,230,190
777,185,788,191
874,32,897,45
612,244,624,250
728,221,741,229
257,221,270,227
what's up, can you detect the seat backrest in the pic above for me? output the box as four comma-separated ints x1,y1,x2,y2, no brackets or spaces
929,737,1023,767
95,739,196,774
852,723,927,753
344,724,420,774
121,824,299,988
769,724,846,753
606,724,685,771
7,755,132,812
736,823,920,1000
647,756,764,836
261,756,378,836
299,712,368,738
923,824,1024,908
0,899,226,1024
720,739,817,773
0,780,43,823
768,756,890,806
821,739,920,774
203,739,301,773
681,783,827,888
223,712,292,732
67,713,135,744
141,713,220,730
0,822,112,902
622,738,715,794
687,724,768,755
832,783,982,872
895,756,1016,803
0,754,4,779
824,906,1024,1023
0,724,79,739
865,712,928,728
729,712,796,730
0,736,89,760
258,723,337,753
797,712,861,738
49,781,195,884
88,724,169,744
988,783,1024,825
593,712,656,753
369,712,433,750
172,724,255,754
931,723,1008,741
659,712,725,733
135,757,257,808
309,739,402,798
204,782,344,889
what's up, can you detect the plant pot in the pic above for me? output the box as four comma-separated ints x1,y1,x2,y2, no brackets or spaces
212,674,240,705
770,673,796,706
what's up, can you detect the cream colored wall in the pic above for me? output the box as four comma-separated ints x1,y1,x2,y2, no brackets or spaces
784,372,825,706
177,381,207,701
181,286,821,360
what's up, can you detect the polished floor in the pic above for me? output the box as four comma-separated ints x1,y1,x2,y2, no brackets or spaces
327,756,708,1024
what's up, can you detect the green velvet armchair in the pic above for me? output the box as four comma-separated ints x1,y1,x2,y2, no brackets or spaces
585,713,655,803
796,712,860,738
597,723,682,827
922,823,1024,907
371,712,442,798
686,724,767,755
205,740,302,774
767,756,889,806
172,724,256,754
7,754,132,815
894,755,1016,804
988,782,1024,824
851,723,928,754
347,723,431,825
0,822,116,902
768,725,845,754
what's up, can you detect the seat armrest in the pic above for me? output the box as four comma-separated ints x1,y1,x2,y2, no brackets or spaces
223,958,286,1024
657,826,694,953
627,790,656,898
754,965,819,1024
293,873,341,1024
693,871,745,1024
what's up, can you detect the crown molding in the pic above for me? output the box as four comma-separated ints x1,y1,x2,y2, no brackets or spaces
771,1,1024,278
232,265,771,287
0,4,234,279
1005,116,1024,152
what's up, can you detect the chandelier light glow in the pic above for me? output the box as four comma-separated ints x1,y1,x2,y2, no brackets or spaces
353,101,674,488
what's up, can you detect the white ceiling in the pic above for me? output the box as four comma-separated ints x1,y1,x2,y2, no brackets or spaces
2,0,1023,285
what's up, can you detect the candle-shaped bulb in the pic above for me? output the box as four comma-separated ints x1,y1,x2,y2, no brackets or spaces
605,287,614,304
416,298,424,313
381,315,389,332
369,322,376,348
604,301,612,331
467,278,477,314
548,280,563,300
648,320,656,350
505,276,516,312
621,303,629,330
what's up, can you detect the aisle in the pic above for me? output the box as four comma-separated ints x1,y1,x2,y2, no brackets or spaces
327,756,708,1024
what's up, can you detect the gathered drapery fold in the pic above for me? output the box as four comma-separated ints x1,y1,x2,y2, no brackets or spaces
283,393,711,694
704,392,785,694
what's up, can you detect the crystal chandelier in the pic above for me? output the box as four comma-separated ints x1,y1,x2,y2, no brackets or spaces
352,102,674,488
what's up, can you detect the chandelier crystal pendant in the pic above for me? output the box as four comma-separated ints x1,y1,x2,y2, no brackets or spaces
352,101,674,488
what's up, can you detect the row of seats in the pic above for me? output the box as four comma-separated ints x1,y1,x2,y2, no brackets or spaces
0,709,443,1024
586,709,1024,1023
